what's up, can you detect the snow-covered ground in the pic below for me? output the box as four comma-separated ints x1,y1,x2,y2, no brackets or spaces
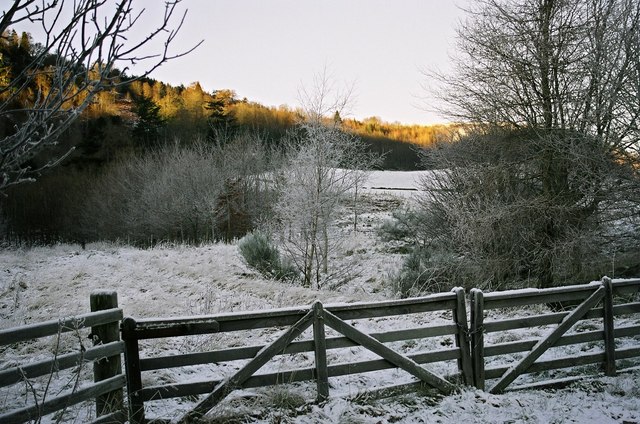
1,173,639,423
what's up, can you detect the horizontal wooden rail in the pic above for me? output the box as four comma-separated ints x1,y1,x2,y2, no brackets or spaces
133,320,220,339
0,341,124,387
611,279,640,295
483,324,640,358
483,346,640,382
139,346,461,402
483,309,604,333
0,374,126,424
133,294,457,338
482,283,600,309
140,323,458,371
0,308,123,346
613,302,640,315
482,303,640,334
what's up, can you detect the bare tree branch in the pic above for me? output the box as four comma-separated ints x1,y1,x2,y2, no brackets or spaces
0,0,202,191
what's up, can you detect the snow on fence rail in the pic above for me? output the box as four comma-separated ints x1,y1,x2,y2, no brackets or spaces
1,279,639,423
0,291,126,424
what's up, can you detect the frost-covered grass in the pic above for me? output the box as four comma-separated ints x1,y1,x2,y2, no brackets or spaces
1,173,639,423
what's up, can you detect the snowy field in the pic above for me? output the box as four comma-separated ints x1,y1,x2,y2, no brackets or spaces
1,171,639,423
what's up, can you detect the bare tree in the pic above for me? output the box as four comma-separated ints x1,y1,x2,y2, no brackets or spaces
0,0,201,191
297,66,355,125
271,124,368,288
407,0,640,289
430,0,640,153
269,71,379,288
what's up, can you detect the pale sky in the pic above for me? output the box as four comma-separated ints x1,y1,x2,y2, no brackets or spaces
143,0,469,125
10,0,470,125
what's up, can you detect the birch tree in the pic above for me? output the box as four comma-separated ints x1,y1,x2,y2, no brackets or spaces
0,0,200,191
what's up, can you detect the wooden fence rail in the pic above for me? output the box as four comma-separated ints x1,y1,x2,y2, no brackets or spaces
0,291,126,424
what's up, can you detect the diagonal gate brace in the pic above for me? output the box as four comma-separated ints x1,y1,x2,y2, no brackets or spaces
490,285,605,394
322,309,455,395
178,309,315,423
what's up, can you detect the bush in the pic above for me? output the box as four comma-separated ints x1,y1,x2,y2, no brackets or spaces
390,247,463,298
238,232,298,281
412,128,640,289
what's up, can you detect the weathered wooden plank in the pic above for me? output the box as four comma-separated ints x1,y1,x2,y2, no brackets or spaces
135,308,310,335
179,308,315,423
325,348,460,379
141,380,220,402
611,279,640,295
91,291,123,417
0,308,123,346
614,346,640,360
328,295,457,320
484,366,509,380
0,375,126,424
452,287,473,385
601,277,616,376
486,350,610,380
483,283,596,302
507,375,586,392
614,324,640,338
134,320,220,339
0,341,124,388
312,302,329,402
140,323,458,371
484,351,606,381
482,284,603,310
484,325,640,358
134,294,457,335
121,318,145,424
323,309,455,395
470,288,485,390
483,308,604,333
613,302,640,316
484,331,601,357
490,286,605,394
139,347,461,401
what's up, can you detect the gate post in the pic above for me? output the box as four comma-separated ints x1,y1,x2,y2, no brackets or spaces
602,277,616,376
451,287,473,386
312,301,329,402
469,288,485,390
90,290,123,417
122,317,145,424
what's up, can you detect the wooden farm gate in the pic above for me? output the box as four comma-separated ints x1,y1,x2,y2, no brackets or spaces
121,288,472,423
470,277,640,393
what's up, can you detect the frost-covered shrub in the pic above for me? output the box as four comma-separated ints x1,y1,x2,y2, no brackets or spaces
79,133,275,245
238,232,298,281
378,210,417,243
390,248,462,298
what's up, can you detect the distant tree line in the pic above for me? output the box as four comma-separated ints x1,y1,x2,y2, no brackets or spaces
0,29,451,245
